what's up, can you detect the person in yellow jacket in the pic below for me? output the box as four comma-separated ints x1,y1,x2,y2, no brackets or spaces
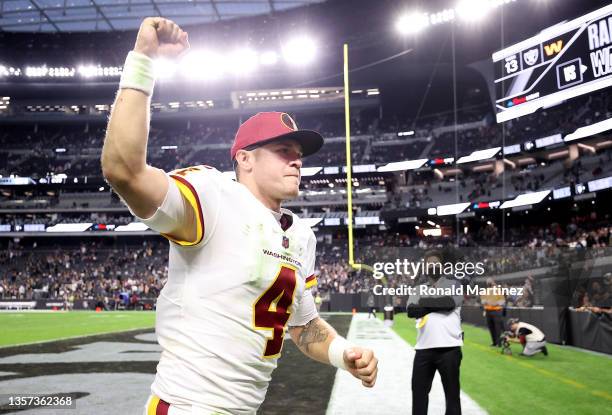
480,278,506,346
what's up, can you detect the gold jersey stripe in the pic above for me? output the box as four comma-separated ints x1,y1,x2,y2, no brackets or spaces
160,175,205,246
147,395,160,415
305,275,318,288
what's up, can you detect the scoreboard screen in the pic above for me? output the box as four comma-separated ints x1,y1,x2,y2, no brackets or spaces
493,4,612,123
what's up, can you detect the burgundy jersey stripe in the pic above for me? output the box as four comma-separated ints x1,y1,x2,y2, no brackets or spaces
170,174,206,245
156,398,170,415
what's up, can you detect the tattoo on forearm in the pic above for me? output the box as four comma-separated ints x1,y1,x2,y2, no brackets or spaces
297,318,329,353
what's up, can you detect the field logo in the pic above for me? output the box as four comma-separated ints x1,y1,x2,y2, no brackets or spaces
523,48,539,66
544,39,563,57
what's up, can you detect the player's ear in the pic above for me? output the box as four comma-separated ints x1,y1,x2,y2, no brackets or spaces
235,149,254,174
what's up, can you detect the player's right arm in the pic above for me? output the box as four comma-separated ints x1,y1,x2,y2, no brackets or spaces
101,18,191,240
289,318,378,387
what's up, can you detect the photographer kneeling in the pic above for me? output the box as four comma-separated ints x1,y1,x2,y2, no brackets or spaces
406,249,464,415
507,318,548,357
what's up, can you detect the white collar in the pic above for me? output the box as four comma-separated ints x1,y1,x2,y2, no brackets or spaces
270,210,283,221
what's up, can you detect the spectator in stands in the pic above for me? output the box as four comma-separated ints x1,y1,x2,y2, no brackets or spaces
517,275,535,307
130,292,140,310
589,281,610,307
1,220,610,301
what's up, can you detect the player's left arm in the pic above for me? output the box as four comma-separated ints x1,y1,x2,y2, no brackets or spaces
288,318,378,388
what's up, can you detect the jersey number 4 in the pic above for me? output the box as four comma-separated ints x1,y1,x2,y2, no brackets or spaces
253,265,297,358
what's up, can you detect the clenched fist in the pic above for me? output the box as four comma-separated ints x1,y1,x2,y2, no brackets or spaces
344,347,378,387
134,17,189,59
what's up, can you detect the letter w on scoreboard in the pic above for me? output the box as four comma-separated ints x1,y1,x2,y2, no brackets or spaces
544,40,563,57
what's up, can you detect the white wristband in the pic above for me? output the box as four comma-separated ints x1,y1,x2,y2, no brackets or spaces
328,336,352,370
119,51,156,96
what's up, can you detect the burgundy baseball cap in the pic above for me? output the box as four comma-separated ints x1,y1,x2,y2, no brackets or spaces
230,112,324,160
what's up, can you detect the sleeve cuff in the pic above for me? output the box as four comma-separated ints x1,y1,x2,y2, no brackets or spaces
162,174,205,246
305,274,318,289
129,175,178,233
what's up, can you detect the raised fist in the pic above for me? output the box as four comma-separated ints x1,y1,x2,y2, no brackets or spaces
133,17,189,59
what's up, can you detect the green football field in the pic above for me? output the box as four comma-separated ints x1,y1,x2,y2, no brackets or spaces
391,314,612,415
1,311,610,414
0,311,155,346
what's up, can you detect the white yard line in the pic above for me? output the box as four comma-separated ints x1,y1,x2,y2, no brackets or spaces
326,314,487,415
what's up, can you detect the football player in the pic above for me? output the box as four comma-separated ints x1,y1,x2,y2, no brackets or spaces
101,17,378,415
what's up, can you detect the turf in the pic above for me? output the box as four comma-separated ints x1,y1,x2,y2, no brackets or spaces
0,311,155,346
1,311,610,414
389,314,612,415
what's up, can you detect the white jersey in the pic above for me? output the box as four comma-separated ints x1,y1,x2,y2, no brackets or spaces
136,165,318,414
515,322,545,343
413,279,463,350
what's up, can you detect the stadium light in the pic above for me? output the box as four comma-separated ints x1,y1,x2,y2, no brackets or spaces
46,223,93,233
0,65,21,77
391,0,518,33
490,0,516,6
78,65,121,78
377,159,428,172
282,36,317,65
423,228,442,236
456,147,501,164
500,190,550,209
396,12,430,35
588,176,612,193
115,223,149,232
154,58,178,79
564,118,612,142
301,167,322,177
430,8,456,25
436,202,470,216
302,218,323,228
26,66,75,78
228,49,259,76
180,50,225,80
259,51,279,66
74,65,90,77
455,0,491,22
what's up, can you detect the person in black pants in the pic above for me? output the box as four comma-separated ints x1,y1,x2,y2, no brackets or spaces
411,347,462,415
481,278,505,346
407,249,464,415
